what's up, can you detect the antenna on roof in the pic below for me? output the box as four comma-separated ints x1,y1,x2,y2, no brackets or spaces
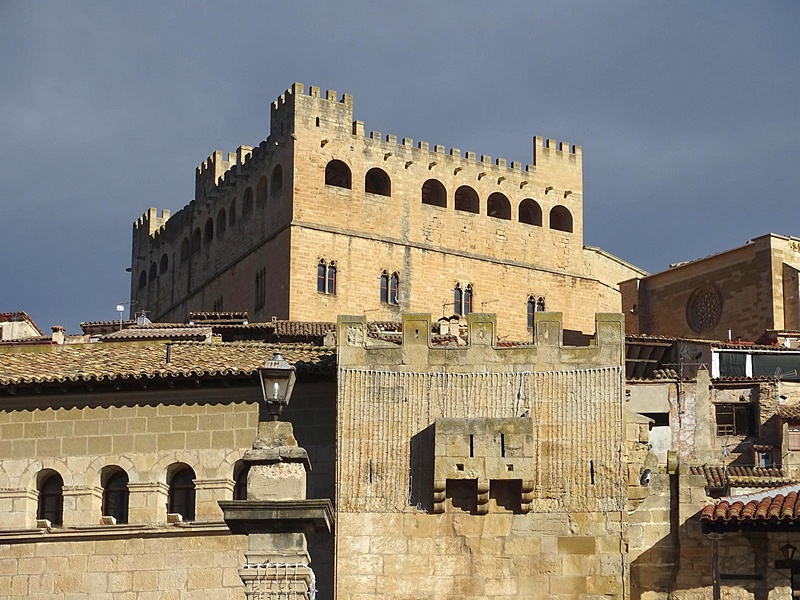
115,300,138,331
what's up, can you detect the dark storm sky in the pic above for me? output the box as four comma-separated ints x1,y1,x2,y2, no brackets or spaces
2,2,799,333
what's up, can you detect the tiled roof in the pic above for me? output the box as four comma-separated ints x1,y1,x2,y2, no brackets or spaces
274,321,335,338
0,311,44,335
779,405,800,419
690,465,795,488
0,341,335,388
100,327,213,341
701,485,800,524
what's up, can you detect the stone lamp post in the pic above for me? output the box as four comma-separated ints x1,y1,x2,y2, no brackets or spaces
219,353,333,600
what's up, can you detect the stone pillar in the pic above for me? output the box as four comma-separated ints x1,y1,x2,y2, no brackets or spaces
220,421,333,600
128,481,168,523
62,485,102,526
194,478,233,520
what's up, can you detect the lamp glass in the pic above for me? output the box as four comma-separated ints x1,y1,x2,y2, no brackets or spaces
257,352,297,420
781,542,797,561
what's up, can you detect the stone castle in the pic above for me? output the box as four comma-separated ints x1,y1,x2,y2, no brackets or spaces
130,83,643,339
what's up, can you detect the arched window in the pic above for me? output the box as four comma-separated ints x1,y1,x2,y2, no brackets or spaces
455,186,479,214
380,271,389,303
325,160,351,189
550,205,573,233
389,272,399,305
102,468,129,524
527,296,536,328
327,261,337,295
204,218,214,245
242,187,253,218
217,208,227,235
519,199,542,226
191,228,201,253
233,462,248,501
421,179,446,208
168,466,196,521
487,193,511,220
271,165,283,196
537,297,546,312
229,199,237,227
454,284,463,316
138,270,147,290
37,471,63,526
365,168,391,196
160,253,169,275
180,238,190,264
256,176,268,208
317,260,327,293
463,284,473,315
149,262,157,281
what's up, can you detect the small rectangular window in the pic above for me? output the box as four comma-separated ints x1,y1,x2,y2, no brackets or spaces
715,403,756,436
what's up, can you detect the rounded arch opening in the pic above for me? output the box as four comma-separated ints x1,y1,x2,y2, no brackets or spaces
454,186,479,214
37,469,64,526
421,179,446,208
180,238,190,263
204,218,214,244
138,270,147,290
519,199,542,226
233,460,249,501
550,205,573,232
217,208,227,235
191,228,201,253
487,193,511,220
160,253,169,274
148,262,157,281
365,167,391,196
242,187,253,218
168,464,196,521
325,160,352,189
101,466,129,524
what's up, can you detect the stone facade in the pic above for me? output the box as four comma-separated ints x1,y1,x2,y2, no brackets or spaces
334,311,646,599
130,83,644,339
623,233,800,341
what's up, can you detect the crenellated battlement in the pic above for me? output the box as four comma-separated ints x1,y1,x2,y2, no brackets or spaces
195,147,255,200
133,207,171,239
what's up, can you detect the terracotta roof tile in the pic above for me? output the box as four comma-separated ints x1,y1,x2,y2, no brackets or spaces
701,488,800,524
274,321,335,337
779,405,800,419
689,465,795,488
100,327,213,341
0,341,335,388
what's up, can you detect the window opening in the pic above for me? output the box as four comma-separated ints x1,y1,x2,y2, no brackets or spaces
271,165,283,196
487,192,511,220
168,467,196,521
103,469,129,524
550,205,573,232
160,253,169,275
256,176,268,208
180,238,190,263
463,284,473,315
421,179,447,208
191,228,201,253
715,403,756,436
242,187,253,218
519,198,542,226
389,272,399,305
454,186,479,214
454,284,463,316
325,160,352,189
138,270,147,290
37,471,64,526
217,208,227,235
527,296,536,328
380,271,389,303
501,433,505,457
536,297,545,312
469,434,474,458
327,262,337,295
148,263,157,281
233,463,249,501
317,260,327,294
204,218,214,244
365,168,391,196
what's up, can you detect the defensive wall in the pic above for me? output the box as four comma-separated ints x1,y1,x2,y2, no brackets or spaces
131,83,644,338
334,311,645,599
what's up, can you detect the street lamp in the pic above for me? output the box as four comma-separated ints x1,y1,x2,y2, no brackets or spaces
257,352,296,421
782,543,798,562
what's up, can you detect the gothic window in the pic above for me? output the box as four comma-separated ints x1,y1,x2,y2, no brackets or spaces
149,262,157,281
271,165,283,196
217,208,227,235
168,466,196,521
527,297,535,328
204,218,214,245
37,471,63,526
229,199,237,226
537,297,545,312
255,268,266,310
550,205,573,233
192,228,201,253
233,462,248,501
455,185,479,214
422,179,447,208
102,468,129,524
256,176,268,208
380,271,389,304
180,238,190,263
487,193,511,220
463,284,473,315
365,168,391,196
317,260,327,294
519,199,542,226
454,284,463,316
325,160,352,189
327,261,337,295
138,270,147,290
389,272,399,305
160,253,169,275
243,188,253,218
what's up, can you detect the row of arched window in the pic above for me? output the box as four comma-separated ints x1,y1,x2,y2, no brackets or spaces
35,464,249,527
139,253,170,290
324,159,574,232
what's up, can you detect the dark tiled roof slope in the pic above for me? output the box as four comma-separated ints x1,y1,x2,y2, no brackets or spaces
0,341,335,387
690,465,794,488
779,405,800,419
274,321,335,337
100,327,212,341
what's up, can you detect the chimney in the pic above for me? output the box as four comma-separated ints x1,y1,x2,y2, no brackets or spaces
51,326,65,345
